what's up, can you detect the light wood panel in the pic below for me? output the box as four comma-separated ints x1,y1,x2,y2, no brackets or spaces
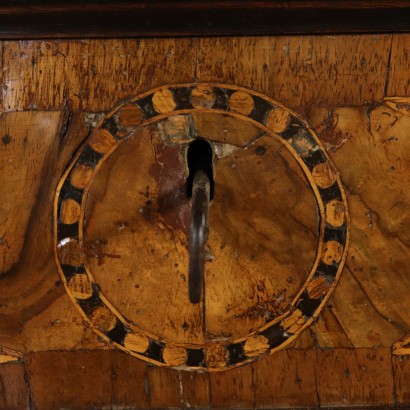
2,39,196,112
311,306,354,348
0,111,62,275
1,34,409,113
0,112,104,353
196,35,392,109
306,103,410,348
387,34,410,97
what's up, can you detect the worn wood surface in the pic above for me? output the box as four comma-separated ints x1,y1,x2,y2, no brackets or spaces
0,35,403,112
0,112,107,354
0,112,63,275
0,34,409,407
25,351,150,410
1,348,407,409
253,349,318,408
305,99,410,348
0,363,28,410
393,355,410,405
315,348,395,407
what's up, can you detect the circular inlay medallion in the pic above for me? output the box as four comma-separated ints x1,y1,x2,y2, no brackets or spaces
54,83,349,371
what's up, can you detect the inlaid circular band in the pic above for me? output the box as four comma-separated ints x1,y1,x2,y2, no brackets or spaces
54,83,349,371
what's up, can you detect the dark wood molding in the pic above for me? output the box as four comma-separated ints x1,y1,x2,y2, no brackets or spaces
0,1,409,39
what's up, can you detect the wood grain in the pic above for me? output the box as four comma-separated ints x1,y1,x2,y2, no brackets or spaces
13,294,108,353
393,334,410,356
393,355,410,405
180,371,210,409
2,39,196,112
0,112,105,353
0,111,62,275
286,327,316,350
15,348,410,409
253,349,318,408
311,306,354,348
0,363,28,410
196,35,392,109
316,348,395,407
387,34,410,97
308,103,410,347
2,35,410,112
209,364,255,409
0,348,20,364
147,367,182,409
25,351,149,410
111,352,150,409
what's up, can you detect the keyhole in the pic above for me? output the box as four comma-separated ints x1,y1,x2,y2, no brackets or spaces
186,139,214,303
187,138,214,200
